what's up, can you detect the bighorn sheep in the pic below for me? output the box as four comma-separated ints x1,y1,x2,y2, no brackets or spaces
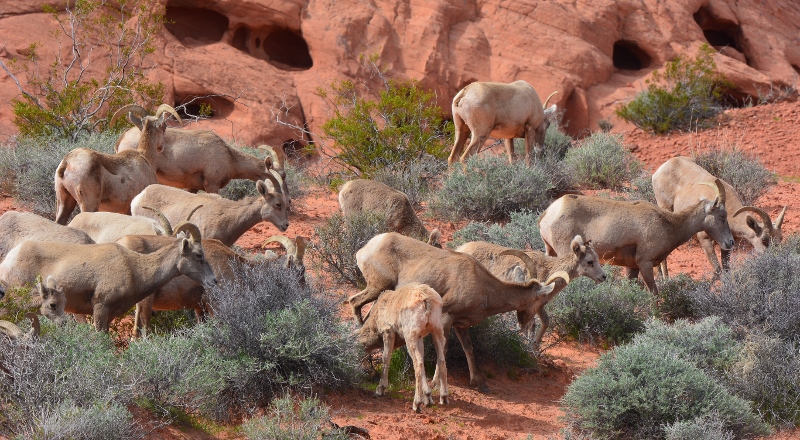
119,234,306,337
54,104,181,224
131,178,288,247
346,232,567,390
113,105,289,198
652,156,787,275
357,283,448,412
538,182,734,294
338,179,440,246
455,236,606,347
448,80,558,165
0,222,217,331
0,211,94,262
0,313,40,341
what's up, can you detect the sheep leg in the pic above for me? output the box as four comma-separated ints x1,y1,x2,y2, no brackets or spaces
460,134,488,163
637,261,658,294
503,138,516,163
406,333,431,412
203,181,221,194
696,233,723,275
133,294,155,338
448,115,471,165
376,331,395,397
534,307,550,349
347,285,388,325
517,308,536,341
430,321,451,389
453,326,488,392
55,188,78,225
92,303,110,332
431,324,449,405
658,259,669,278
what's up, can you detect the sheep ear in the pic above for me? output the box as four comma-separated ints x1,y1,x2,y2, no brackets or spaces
130,114,144,130
746,215,759,232
511,265,527,283
257,180,268,197
544,104,557,117
264,156,273,171
571,235,585,255
180,238,191,253
45,275,56,290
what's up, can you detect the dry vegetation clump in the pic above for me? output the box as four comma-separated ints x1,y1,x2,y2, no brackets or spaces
563,132,644,190
692,148,776,206
448,209,545,251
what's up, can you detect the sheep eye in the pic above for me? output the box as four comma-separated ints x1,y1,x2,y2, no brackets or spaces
587,261,595,266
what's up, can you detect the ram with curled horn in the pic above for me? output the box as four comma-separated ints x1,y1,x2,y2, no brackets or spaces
54,103,182,224
448,80,559,165
457,235,606,348
113,105,290,201
653,156,787,275
0,313,41,341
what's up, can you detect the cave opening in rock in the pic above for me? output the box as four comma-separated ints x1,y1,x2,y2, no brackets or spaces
232,27,249,52
174,96,235,120
165,6,229,46
693,6,746,63
263,29,313,70
613,41,650,71
793,64,800,76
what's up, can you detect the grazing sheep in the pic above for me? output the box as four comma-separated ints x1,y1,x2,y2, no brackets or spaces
448,80,558,165
131,177,288,247
538,181,734,293
0,313,40,341
357,283,448,412
54,104,181,224
0,222,217,331
113,105,290,199
652,156,787,275
0,211,94,262
456,235,606,347
347,232,566,390
338,179,440,246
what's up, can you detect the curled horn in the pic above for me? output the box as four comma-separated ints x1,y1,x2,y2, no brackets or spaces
498,249,537,280
545,270,570,286
260,145,286,169
154,104,182,125
542,91,559,108
110,104,148,126
733,206,773,231
142,206,173,236
262,172,283,194
173,221,202,242
774,206,787,230
185,205,203,222
24,312,40,338
294,237,306,263
262,235,297,258
698,179,726,205
0,320,24,339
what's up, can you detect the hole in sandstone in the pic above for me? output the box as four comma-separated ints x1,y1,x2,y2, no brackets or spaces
613,41,650,70
792,65,800,76
165,6,229,47
255,37,261,49
693,6,747,64
174,95,235,120
263,29,313,70
232,27,249,52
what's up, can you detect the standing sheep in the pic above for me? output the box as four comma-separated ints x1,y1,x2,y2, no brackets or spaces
356,283,448,412
448,80,558,165
338,179,440,246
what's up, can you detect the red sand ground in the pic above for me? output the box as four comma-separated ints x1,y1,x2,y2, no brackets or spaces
2,101,800,439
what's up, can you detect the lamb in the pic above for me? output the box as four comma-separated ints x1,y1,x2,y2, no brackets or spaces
538,180,734,294
0,222,217,331
120,233,306,337
338,179,440,246
67,205,202,243
113,105,290,198
356,283,448,412
0,211,94,262
448,80,558,165
346,232,567,390
0,313,40,341
54,104,181,224
131,177,288,247
652,156,787,275
455,236,606,347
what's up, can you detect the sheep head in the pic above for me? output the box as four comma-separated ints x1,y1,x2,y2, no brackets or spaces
733,205,788,252
36,276,66,324
570,235,607,283
697,179,735,251
173,222,217,289
130,104,182,153
257,175,289,232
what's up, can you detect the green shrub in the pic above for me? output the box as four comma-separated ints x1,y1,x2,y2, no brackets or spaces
726,333,800,426
622,173,656,203
34,401,139,440
202,261,361,419
448,209,545,251
692,148,776,206
0,132,117,219
564,132,643,190
431,154,556,221
371,154,446,206
319,76,451,178
310,211,390,287
242,396,348,440
664,413,735,440
688,243,800,341
219,146,311,202
616,44,732,134
548,270,652,345
563,338,769,439
652,274,709,322
515,124,573,160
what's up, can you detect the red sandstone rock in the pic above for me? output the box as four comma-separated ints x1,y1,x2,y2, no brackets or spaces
0,0,798,144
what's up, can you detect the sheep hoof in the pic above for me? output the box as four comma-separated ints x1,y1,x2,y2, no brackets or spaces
374,385,386,397
413,403,422,413
440,395,449,405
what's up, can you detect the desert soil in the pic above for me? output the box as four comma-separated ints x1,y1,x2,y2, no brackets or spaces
1,101,799,439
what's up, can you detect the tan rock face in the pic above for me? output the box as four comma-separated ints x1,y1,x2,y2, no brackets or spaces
0,0,798,145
